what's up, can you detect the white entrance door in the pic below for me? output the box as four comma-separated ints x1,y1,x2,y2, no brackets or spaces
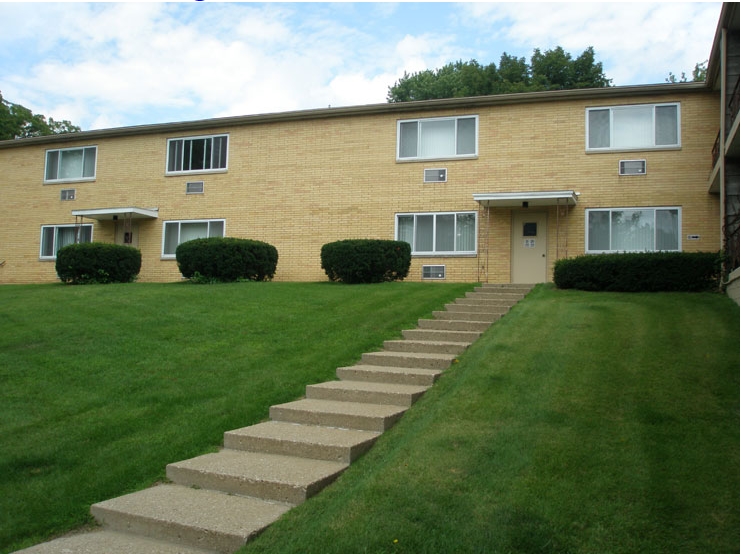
512,211,547,283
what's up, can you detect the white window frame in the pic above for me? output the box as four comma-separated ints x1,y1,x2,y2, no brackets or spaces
585,103,681,152
39,224,93,260
44,146,97,183
422,265,446,280
585,207,682,254
395,211,477,256
161,218,226,258
166,134,229,175
397,115,478,161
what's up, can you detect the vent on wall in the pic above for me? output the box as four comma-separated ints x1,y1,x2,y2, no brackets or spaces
422,265,446,280
619,159,647,176
186,181,205,194
60,189,76,201
424,168,447,183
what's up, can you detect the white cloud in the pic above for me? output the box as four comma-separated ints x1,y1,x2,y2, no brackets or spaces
457,2,721,85
0,2,723,131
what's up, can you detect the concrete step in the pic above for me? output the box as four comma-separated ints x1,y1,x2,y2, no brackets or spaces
433,310,502,322
480,283,534,292
401,328,482,343
224,421,380,464
270,398,408,432
306,380,429,407
13,530,217,554
383,338,470,354
455,296,518,307
417,318,492,332
469,289,526,299
444,302,510,314
166,450,347,505
91,484,292,553
360,350,456,370
336,364,443,386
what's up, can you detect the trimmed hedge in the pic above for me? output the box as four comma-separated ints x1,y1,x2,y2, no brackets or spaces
321,239,411,284
553,252,723,292
176,237,278,282
56,242,141,284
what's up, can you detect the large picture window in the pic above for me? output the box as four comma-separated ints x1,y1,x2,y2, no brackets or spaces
162,219,225,257
397,116,477,161
40,224,93,259
45,147,97,182
166,135,228,174
586,207,680,253
396,212,476,255
586,103,680,151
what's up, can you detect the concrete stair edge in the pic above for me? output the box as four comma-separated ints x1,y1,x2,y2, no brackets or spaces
21,283,533,554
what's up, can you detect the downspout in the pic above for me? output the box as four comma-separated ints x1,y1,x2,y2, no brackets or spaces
720,27,727,256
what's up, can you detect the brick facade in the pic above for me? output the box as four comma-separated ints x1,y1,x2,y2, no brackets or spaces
0,85,721,284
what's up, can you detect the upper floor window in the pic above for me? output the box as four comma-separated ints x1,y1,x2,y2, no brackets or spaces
166,134,228,174
162,219,225,257
40,224,93,259
45,146,97,182
586,103,680,152
396,211,477,255
586,207,680,253
397,116,477,161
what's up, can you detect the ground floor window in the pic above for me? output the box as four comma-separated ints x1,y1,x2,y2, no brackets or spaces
40,224,93,259
586,207,680,253
162,219,225,257
396,211,476,255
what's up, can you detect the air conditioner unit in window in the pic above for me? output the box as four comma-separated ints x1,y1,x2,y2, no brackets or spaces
186,181,205,194
60,189,76,201
424,168,447,183
422,265,446,279
619,160,647,176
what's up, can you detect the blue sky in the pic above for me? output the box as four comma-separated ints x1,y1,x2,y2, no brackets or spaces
0,2,723,131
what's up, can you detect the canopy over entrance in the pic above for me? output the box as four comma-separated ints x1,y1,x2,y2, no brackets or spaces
71,207,159,221
473,190,579,208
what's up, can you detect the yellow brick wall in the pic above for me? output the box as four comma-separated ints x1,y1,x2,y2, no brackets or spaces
0,90,720,284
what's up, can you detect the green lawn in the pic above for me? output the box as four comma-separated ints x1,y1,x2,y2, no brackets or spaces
0,281,475,553
1,284,738,554
242,286,740,554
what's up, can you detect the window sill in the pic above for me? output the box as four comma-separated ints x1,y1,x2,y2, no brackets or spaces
396,155,478,163
412,253,477,258
585,146,681,154
165,169,228,177
44,178,96,185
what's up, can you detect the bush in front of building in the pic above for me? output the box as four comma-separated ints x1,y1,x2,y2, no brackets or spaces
176,237,279,282
553,251,723,292
321,239,412,284
56,242,142,284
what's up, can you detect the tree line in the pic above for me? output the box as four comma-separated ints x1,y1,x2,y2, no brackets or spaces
387,46,612,102
0,91,80,141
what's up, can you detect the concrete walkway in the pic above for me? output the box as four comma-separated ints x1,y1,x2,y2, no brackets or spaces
17,284,533,554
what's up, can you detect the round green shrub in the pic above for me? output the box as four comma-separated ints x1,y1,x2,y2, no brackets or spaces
176,237,278,282
56,242,141,284
321,239,411,284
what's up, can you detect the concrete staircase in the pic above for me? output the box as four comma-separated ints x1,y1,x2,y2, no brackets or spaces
17,284,533,554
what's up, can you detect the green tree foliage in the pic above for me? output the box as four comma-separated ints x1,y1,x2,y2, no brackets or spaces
0,91,81,140
387,46,612,102
666,61,708,83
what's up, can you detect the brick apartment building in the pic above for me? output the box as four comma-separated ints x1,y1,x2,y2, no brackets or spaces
1,3,738,291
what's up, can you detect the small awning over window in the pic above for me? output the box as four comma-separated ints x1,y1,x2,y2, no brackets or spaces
71,207,159,221
473,190,579,208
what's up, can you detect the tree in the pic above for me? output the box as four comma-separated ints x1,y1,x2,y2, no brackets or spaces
387,46,612,102
666,61,708,83
0,91,81,140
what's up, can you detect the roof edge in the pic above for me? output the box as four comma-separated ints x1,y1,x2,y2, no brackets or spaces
0,82,711,150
